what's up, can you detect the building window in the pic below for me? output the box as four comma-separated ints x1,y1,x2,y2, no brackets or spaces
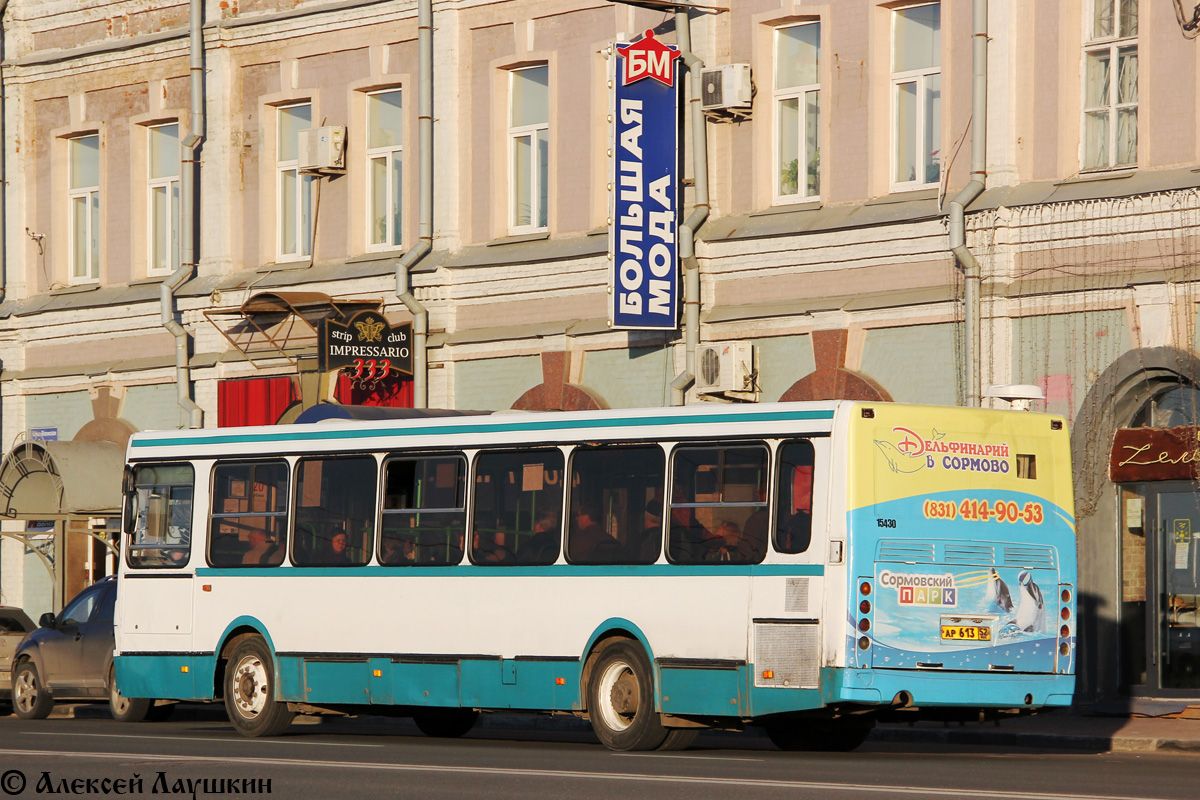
891,3,941,189
1084,0,1138,170
508,65,549,232
774,22,820,201
68,134,100,281
367,89,403,249
148,123,180,274
278,103,314,259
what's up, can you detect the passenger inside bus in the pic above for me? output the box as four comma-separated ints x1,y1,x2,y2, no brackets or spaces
571,502,620,561
668,493,714,562
525,509,560,562
241,525,282,566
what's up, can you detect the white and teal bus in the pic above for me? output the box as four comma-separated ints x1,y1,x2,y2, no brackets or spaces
114,401,1076,751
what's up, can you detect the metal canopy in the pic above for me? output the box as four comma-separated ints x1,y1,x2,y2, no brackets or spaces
0,440,125,518
203,291,382,368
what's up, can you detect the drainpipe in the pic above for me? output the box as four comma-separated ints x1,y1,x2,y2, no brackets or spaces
394,0,431,408
948,0,988,408
161,0,204,428
669,7,710,406
0,0,9,303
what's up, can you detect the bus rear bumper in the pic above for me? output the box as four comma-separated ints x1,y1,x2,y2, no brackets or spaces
832,668,1076,709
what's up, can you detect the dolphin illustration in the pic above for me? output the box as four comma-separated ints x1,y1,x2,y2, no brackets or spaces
874,440,927,474
984,567,1014,613
1016,570,1046,633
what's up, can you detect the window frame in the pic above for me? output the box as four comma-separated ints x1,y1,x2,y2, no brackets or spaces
667,442,771,566
146,122,181,276
290,454,378,568
773,21,821,204
889,2,942,192
276,102,315,262
1082,0,1138,171
206,459,291,569
126,462,195,570
365,88,404,251
379,452,468,567
565,444,666,566
469,447,565,567
67,133,101,284
507,65,550,235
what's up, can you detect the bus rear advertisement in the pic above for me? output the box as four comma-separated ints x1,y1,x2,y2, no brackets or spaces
113,401,1075,751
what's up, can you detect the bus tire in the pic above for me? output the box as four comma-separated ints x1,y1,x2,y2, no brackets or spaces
223,636,294,737
12,660,53,720
658,729,699,751
412,708,479,738
764,718,873,752
108,666,153,722
586,640,669,751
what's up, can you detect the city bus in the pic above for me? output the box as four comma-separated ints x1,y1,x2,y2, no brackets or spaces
113,401,1076,751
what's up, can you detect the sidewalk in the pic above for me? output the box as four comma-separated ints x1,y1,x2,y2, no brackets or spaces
50,702,1200,754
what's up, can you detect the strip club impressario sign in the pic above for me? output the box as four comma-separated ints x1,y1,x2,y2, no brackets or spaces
319,310,413,380
610,30,680,330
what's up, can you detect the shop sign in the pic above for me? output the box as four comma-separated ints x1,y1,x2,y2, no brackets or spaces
609,30,680,331
319,311,413,380
1110,426,1200,482
29,427,58,441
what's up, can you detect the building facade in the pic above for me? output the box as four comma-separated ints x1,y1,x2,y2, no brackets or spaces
0,0,1198,707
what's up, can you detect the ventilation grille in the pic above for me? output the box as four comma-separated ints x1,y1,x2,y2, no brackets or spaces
1004,545,1056,569
784,577,810,613
943,543,996,565
754,623,819,688
877,541,935,563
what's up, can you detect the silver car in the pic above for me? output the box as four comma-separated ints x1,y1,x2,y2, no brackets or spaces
10,577,170,721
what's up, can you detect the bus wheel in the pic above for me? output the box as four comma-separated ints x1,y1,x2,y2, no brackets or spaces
658,729,699,751
764,718,873,752
586,640,669,751
12,661,53,720
412,708,479,738
224,636,295,737
108,666,153,722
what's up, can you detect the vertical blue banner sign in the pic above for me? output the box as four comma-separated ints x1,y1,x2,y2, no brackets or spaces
610,30,680,330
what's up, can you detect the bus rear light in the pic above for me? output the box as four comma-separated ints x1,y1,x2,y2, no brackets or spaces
860,582,871,597
1060,625,1070,639
858,618,871,633
1061,588,1072,604
1059,642,1070,657
1060,606,1070,621
857,636,870,650
762,670,775,680
859,599,871,614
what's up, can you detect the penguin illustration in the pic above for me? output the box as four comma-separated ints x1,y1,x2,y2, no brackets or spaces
1015,570,1046,633
984,567,1014,613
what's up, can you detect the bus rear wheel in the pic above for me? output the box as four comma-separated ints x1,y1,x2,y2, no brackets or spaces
586,640,669,751
412,708,479,738
223,636,295,737
764,718,874,752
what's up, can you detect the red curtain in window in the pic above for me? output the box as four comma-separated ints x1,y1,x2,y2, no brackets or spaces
218,377,300,427
334,374,414,408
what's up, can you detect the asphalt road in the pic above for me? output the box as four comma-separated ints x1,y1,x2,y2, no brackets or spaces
0,710,1195,799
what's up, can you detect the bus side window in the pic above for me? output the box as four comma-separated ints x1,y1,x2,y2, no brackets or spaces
127,464,194,568
291,456,377,568
668,445,769,565
470,449,564,567
380,455,467,566
775,440,815,555
566,445,665,565
208,461,290,568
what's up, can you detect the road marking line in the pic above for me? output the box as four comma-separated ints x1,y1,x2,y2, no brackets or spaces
0,748,1158,800
613,753,764,762
20,732,383,748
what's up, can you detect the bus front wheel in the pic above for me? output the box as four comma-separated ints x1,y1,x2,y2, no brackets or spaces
223,636,295,737
586,640,670,751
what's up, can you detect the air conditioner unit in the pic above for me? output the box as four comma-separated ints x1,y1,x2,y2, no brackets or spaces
298,125,347,174
696,341,754,393
700,64,753,112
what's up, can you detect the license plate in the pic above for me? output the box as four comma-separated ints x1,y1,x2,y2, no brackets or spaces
940,625,991,641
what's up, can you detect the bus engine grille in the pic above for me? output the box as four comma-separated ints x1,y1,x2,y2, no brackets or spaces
754,622,820,689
